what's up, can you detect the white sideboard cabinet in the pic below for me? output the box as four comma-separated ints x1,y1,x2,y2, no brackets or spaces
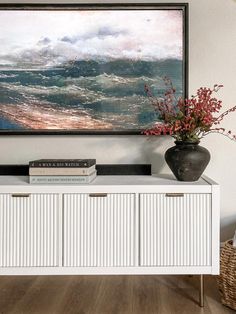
0,193,60,267
63,193,135,267
0,175,219,306
140,193,212,267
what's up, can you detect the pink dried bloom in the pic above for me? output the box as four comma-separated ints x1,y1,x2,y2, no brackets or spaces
144,81,236,142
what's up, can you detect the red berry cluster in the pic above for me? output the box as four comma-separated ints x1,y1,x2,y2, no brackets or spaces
144,79,236,142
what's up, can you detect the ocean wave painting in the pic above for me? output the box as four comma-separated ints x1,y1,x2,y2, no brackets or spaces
0,7,185,132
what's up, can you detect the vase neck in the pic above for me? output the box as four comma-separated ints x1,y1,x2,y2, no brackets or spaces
175,140,200,145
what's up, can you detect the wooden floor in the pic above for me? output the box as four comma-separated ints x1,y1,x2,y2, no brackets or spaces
0,275,234,314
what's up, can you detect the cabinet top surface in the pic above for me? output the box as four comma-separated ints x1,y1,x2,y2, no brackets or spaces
0,175,215,187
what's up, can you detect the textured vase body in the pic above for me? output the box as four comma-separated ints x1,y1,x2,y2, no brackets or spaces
165,141,211,181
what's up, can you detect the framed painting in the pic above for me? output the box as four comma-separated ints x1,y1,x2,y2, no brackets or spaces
0,3,188,135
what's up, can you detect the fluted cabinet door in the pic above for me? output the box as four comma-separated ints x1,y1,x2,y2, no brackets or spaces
0,194,60,267
63,194,135,267
140,194,212,267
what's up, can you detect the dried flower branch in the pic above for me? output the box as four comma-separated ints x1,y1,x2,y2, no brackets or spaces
144,80,236,142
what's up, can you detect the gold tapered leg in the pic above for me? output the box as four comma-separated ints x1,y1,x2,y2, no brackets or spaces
199,275,204,307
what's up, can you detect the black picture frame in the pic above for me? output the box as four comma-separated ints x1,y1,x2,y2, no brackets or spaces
0,3,189,135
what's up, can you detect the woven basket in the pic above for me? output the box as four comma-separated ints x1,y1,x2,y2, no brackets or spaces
217,240,236,310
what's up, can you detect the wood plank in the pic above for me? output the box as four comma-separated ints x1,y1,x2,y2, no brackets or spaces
89,276,133,314
0,275,234,314
10,276,71,314
0,276,35,313
131,275,158,314
57,275,102,314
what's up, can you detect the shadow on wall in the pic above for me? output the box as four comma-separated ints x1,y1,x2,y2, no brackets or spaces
139,136,168,174
221,214,236,241
87,135,170,175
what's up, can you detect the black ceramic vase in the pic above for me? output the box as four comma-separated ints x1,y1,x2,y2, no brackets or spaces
165,141,211,181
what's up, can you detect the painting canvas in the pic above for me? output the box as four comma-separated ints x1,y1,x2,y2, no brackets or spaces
0,4,188,134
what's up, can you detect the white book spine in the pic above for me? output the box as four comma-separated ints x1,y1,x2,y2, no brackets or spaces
29,165,96,176
30,172,97,184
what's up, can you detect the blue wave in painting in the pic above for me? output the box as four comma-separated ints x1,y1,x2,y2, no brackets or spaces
0,59,183,130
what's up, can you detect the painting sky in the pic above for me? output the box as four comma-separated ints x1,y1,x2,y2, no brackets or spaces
0,10,183,69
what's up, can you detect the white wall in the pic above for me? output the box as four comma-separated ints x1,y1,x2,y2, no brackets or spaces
0,0,236,240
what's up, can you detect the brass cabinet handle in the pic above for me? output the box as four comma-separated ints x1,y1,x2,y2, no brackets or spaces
11,193,30,198
89,193,107,198
165,193,184,197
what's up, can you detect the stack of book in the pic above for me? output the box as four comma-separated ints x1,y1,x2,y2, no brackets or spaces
29,159,97,184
